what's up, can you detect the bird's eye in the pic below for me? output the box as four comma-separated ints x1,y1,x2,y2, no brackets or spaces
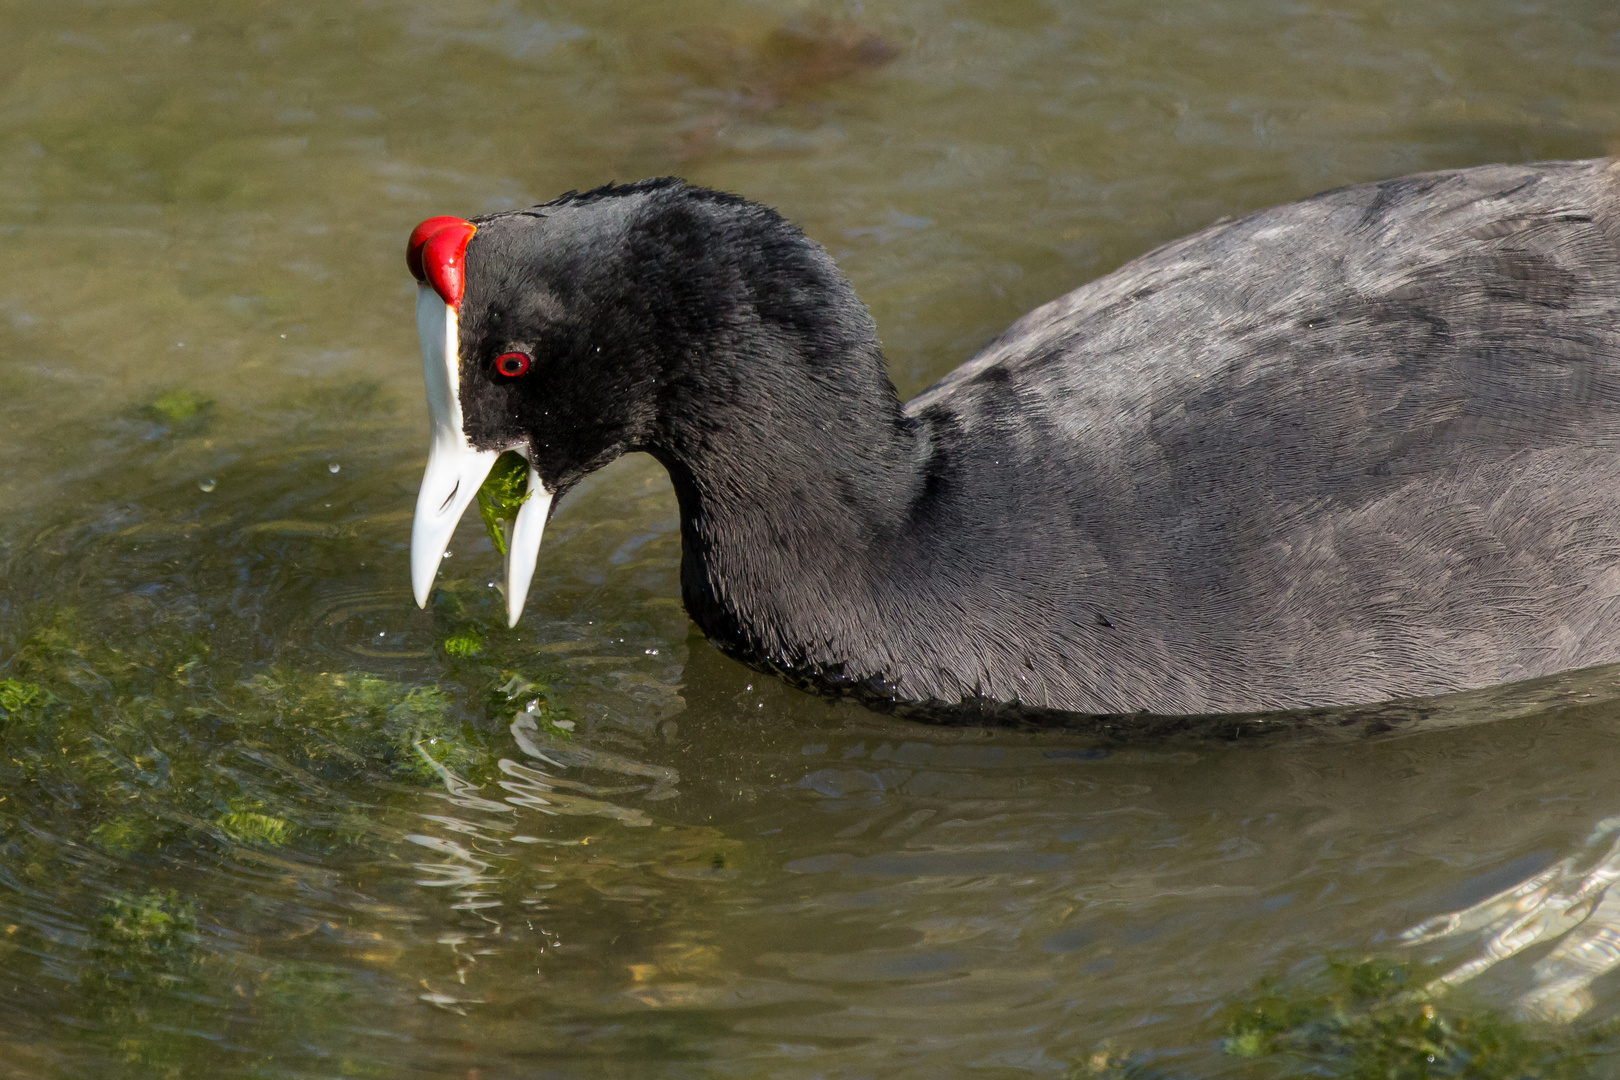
495,352,531,378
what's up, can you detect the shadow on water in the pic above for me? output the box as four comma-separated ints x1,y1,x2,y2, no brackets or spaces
685,631,1620,746
964,661,1620,745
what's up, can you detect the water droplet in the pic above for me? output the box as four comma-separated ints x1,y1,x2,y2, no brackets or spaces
328,462,341,474
198,478,216,492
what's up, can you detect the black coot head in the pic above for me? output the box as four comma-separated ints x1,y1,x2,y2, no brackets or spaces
407,178,815,627
456,195,666,494
406,185,674,628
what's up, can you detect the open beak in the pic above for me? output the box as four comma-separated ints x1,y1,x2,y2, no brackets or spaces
408,284,554,624
504,456,552,627
410,284,497,608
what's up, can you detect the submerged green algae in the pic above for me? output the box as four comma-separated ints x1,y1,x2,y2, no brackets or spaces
0,678,45,715
237,667,482,782
0,605,501,869
0,593,587,1073
216,798,296,846
1219,959,1614,1078
491,669,575,734
89,889,200,998
76,886,383,1078
139,388,215,437
443,630,484,658
1072,959,1620,1080
1067,1050,1173,1080
81,889,206,1077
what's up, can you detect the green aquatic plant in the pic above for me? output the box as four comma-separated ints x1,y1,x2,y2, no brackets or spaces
383,683,485,780
237,668,489,782
88,889,200,996
217,799,295,846
258,962,353,1009
1220,959,1614,1079
1068,958,1620,1080
82,889,206,1076
221,811,291,846
1066,1047,1174,1080
0,603,532,1068
140,388,213,431
491,671,576,737
90,814,156,856
443,630,483,658
0,604,497,878
475,450,532,555
0,678,44,715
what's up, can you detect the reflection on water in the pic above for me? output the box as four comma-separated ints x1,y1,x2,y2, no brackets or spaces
1407,815,1620,1024
3,0,1620,1075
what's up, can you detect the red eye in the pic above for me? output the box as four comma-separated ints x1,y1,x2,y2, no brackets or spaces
495,352,530,378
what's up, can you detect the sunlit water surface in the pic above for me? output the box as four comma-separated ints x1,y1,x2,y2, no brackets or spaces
2,0,1620,1076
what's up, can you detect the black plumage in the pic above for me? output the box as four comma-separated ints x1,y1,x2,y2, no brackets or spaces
449,159,1620,720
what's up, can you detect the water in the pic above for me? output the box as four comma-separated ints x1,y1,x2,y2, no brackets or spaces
2,0,1619,1075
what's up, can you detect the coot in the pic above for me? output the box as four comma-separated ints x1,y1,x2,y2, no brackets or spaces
406,159,1620,720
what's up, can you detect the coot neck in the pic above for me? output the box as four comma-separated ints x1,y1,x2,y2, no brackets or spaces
633,226,924,673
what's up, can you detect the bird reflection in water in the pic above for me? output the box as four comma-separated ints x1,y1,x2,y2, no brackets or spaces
1404,815,1620,1022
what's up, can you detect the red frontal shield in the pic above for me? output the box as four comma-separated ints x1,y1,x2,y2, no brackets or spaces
406,216,476,307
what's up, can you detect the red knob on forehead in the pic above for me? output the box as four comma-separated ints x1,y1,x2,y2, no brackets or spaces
406,216,469,282
408,218,477,307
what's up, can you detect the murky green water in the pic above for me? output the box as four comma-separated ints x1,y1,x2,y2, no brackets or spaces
3,1,1620,1076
